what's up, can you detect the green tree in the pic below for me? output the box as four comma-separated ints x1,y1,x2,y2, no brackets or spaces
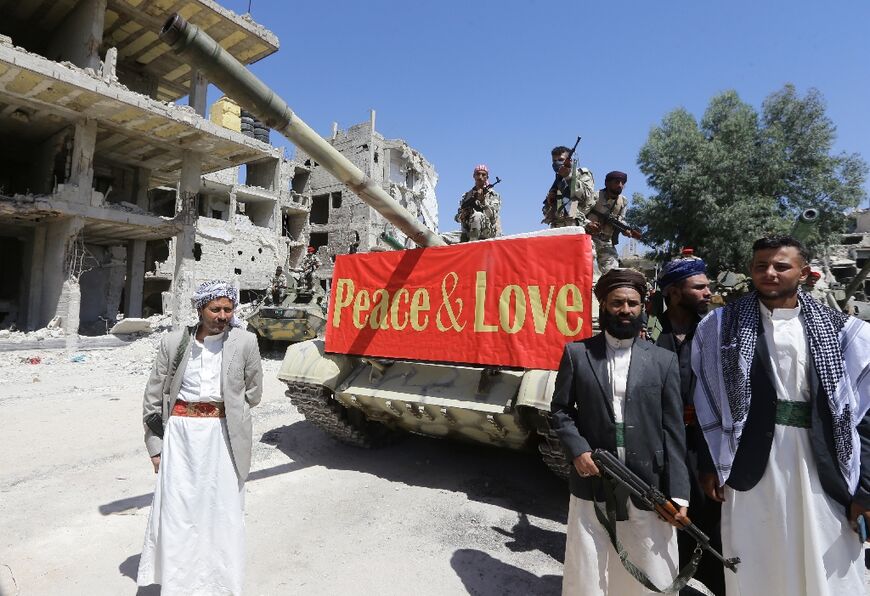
627,85,867,274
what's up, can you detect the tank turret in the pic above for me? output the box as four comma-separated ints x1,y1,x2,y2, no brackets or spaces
159,14,443,249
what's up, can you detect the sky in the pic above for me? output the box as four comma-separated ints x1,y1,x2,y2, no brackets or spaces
212,0,870,237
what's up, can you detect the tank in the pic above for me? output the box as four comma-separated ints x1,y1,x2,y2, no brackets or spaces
244,281,327,345
160,14,572,478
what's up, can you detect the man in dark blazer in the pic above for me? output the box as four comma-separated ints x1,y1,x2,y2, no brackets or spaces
551,268,689,596
654,256,723,596
692,236,870,595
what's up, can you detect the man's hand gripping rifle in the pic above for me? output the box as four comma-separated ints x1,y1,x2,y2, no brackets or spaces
587,208,643,240
459,176,502,226
591,449,740,573
460,176,502,212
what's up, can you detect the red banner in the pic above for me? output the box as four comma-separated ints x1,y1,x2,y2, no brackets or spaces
325,234,593,370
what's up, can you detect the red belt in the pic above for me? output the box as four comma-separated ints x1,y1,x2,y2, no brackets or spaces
173,399,225,418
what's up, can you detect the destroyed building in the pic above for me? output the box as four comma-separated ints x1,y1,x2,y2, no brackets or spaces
823,208,870,318
0,0,312,333
151,96,312,317
296,113,439,290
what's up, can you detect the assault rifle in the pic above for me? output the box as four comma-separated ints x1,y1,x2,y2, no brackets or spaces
587,208,643,239
591,449,740,573
459,176,502,213
543,137,582,223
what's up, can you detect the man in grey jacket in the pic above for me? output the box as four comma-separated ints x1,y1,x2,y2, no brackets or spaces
137,280,263,595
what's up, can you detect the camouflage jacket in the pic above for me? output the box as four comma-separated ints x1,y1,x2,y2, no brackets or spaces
455,187,502,238
587,189,628,242
542,166,596,226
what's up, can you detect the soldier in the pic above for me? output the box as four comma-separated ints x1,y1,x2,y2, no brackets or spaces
455,164,502,242
586,171,635,274
300,246,321,292
270,266,287,305
542,146,596,229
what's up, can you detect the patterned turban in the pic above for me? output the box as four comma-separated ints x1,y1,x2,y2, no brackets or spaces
658,257,707,291
192,280,243,327
594,268,647,301
605,170,628,183
473,164,489,174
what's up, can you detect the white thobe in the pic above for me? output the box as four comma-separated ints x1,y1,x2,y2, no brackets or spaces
138,333,247,596
562,334,681,596
721,302,864,595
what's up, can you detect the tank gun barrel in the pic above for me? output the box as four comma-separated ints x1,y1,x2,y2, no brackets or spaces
159,14,444,248
791,207,819,243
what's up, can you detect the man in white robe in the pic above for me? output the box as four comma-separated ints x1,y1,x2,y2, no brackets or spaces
138,280,263,595
551,268,690,595
692,236,870,595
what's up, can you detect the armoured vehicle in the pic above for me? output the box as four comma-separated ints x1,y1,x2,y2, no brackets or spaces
244,281,327,344
161,14,576,478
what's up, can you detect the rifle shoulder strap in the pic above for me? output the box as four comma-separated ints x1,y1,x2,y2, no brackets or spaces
592,478,702,594
172,328,191,373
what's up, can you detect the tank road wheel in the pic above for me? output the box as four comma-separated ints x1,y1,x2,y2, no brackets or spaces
286,381,402,448
537,429,571,481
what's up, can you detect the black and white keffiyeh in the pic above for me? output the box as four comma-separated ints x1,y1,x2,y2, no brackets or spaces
191,280,243,327
692,290,870,493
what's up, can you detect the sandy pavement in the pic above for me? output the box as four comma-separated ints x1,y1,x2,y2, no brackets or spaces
0,337,567,595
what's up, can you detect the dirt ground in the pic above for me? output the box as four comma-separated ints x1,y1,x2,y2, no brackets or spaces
1,336,867,595
0,337,567,595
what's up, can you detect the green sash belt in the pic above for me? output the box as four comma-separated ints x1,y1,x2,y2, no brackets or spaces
775,400,811,429
615,422,625,447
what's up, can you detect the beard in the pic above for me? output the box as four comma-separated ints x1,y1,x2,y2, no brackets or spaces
678,294,709,316
601,310,644,340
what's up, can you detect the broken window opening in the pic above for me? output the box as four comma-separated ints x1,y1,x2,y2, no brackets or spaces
148,188,177,217
331,192,343,209
309,232,329,250
310,194,330,224
234,268,242,275
238,200,274,228
291,169,310,193
211,209,223,220
282,212,306,239
245,159,278,190
194,243,203,262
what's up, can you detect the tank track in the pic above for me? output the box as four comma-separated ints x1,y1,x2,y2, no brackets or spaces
537,428,571,481
285,381,401,448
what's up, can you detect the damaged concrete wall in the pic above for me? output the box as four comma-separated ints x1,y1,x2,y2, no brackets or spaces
297,119,439,279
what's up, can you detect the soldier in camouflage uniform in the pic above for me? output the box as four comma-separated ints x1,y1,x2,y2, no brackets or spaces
455,164,502,242
299,246,322,292
586,170,632,274
542,146,597,229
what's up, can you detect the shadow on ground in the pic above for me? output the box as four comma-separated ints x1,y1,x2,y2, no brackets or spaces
261,420,569,523
451,548,561,595
119,553,160,594
99,418,568,579
492,512,565,563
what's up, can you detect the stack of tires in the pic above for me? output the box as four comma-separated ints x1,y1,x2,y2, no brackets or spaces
240,110,270,144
